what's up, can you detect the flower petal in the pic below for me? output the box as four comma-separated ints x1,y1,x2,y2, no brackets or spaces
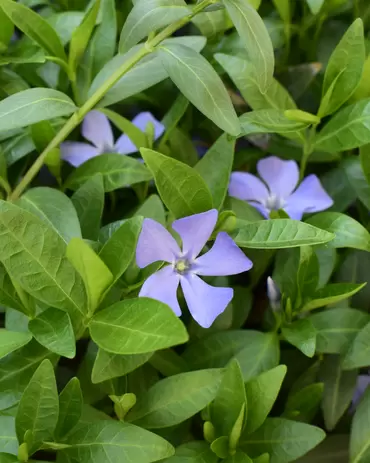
257,156,299,199
172,209,218,259
136,218,181,268
60,142,100,167
114,134,137,155
229,172,269,203
352,375,370,408
139,266,181,316
194,232,253,276
284,174,333,220
181,274,233,328
82,110,114,150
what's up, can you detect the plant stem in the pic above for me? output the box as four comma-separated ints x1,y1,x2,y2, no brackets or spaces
10,0,212,201
300,125,317,180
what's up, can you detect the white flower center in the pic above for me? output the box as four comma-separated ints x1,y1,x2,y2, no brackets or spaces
264,194,286,212
174,258,191,275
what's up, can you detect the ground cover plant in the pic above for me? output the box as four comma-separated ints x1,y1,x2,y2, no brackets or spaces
1,0,370,461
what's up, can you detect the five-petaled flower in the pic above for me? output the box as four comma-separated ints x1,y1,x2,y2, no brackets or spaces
136,209,253,328
61,110,165,167
228,156,333,220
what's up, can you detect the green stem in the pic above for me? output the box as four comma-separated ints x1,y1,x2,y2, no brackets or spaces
10,0,212,201
299,125,317,180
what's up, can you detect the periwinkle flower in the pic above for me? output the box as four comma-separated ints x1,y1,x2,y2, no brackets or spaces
61,110,165,167
229,156,333,220
136,209,253,328
352,373,370,410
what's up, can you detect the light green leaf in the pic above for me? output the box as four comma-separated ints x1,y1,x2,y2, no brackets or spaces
319,19,365,117
350,387,370,463
158,43,240,136
0,264,25,314
195,133,235,210
141,148,213,218
0,89,76,132
315,99,370,153
233,331,280,382
98,216,143,285
245,365,287,435
240,110,308,136
320,355,357,431
301,283,366,312
0,417,18,455
0,202,87,329
15,360,58,454
0,51,46,66
71,174,104,241
127,369,223,428
61,421,174,462
92,349,153,384
284,110,320,125
28,308,75,359
306,212,370,251
221,0,274,92
0,6,13,51
272,0,290,23
159,441,218,463
17,187,81,244
192,9,229,37
134,195,166,226
241,418,325,463
234,220,334,249
225,450,254,462
89,297,189,355
311,308,370,354
119,0,190,53
67,238,113,314
343,321,370,370
65,153,152,192
282,319,316,357
211,436,230,459
306,0,324,14
55,377,83,439
0,0,67,60
0,329,31,361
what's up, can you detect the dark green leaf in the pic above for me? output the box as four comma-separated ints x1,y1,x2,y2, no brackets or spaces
284,383,323,423
301,283,366,312
163,441,218,463
342,157,370,210
282,320,316,357
55,377,83,439
343,321,370,370
350,388,370,463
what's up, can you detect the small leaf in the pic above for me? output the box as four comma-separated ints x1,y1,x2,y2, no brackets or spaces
28,308,75,358
306,0,324,15
282,319,316,357
301,283,366,312
0,329,31,360
164,441,218,463
89,297,189,355
55,377,83,439
284,110,320,124
141,148,213,218
211,436,230,459
343,321,370,370
240,110,309,136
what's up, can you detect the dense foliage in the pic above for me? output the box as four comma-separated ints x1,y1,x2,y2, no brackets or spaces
0,0,370,462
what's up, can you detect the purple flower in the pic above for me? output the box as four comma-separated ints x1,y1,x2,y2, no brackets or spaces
61,110,165,167
136,209,253,328
352,373,370,410
228,156,333,220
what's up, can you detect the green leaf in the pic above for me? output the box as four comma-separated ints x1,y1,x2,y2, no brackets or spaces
71,174,104,241
134,194,166,226
234,220,334,249
148,349,188,377
0,89,76,132
28,307,75,359
0,417,18,455
272,0,290,23
192,9,229,38
215,53,296,111
342,321,370,370
89,297,189,355
240,110,309,136
301,283,366,312
119,0,190,53
282,320,316,357
245,365,287,434
17,187,81,243
233,331,280,382
69,0,100,73
61,421,174,462
311,308,370,354
284,110,320,125
342,157,370,210
284,383,323,423
195,134,235,210
91,36,206,107
319,19,365,117
350,388,370,463
65,153,152,192
0,264,25,314
306,212,370,251
0,202,87,329
98,216,143,285
320,355,357,431
55,377,83,439
315,99,370,153
0,330,31,360
67,238,113,314
15,360,58,454
0,7,13,51
360,144,370,185
225,450,254,462
241,418,325,463
0,0,67,60
141,148,213,218
211,436,230,459
221,0,274,92
212,359,247,437
163,441,218,463
92,349,153,384
306,0,324,14
158,43,240,136
127,369,223,428
0,452,18,462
